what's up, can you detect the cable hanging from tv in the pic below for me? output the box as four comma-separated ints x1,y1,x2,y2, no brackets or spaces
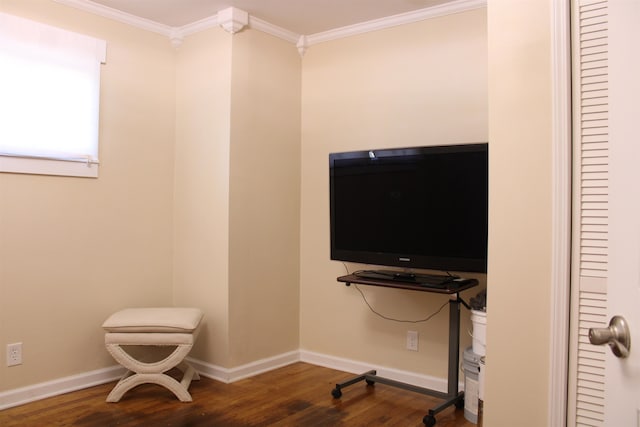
342,262,453,323
353,283,449,323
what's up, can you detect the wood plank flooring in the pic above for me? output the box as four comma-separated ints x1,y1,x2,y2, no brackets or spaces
0,362,476,426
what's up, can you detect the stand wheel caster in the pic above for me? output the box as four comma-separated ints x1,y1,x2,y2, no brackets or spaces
455,397,464,409
365,379,375,386
331,388,342,399
423,414,436,426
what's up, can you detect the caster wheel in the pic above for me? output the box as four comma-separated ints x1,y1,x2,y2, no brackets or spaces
365,379,375,386
455,398,464,409
331,388,342,399
423,414,436,427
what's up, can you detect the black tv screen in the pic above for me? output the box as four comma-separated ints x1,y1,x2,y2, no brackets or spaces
329,143,488,274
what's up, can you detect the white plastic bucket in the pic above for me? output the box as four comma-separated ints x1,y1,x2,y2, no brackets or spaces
471,310,487,356
463,347,481,424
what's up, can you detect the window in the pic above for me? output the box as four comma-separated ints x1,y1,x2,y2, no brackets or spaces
0,12,106,178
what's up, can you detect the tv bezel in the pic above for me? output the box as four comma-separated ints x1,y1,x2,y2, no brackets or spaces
329,143,488,274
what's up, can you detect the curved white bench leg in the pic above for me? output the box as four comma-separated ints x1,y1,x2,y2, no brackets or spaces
177,360,200,382
106,372,194,402
105,343,199,402
106,343,193,374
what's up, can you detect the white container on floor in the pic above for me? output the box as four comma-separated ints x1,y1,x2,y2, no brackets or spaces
463,347,481,424
470,309,487,356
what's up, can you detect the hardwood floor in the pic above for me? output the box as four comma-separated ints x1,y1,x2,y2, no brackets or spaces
0,363,476,426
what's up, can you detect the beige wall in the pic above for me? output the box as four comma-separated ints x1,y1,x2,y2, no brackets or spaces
172,26,302,368
228,30,301,366
0,0,176,390
299,9,487,378
173,27,233,366
485,0,553,425
0,1,302,390
1,2,560,424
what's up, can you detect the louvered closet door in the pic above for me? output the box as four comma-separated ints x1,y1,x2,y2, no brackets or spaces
569,1,640,426
568,1,609,426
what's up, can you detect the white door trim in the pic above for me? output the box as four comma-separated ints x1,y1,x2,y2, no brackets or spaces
549,0,572,426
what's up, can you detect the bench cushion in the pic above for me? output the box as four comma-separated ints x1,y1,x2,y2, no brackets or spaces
102,308,203,333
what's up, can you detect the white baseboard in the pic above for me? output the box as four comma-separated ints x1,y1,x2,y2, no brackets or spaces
0,365,126,410
299,349,461,393
187,350,300,383
0,350,455,410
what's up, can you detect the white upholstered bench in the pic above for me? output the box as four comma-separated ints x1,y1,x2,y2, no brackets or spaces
102,307,204,402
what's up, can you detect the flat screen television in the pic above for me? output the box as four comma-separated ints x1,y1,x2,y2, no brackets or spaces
329,143,488,277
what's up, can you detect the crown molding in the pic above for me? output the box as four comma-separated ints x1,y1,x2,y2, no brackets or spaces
172,12,298,46
306,0,486,46
249,16,299,44
53,0,486,54
174,15,218,39
217,7,248,34
52,0,172,37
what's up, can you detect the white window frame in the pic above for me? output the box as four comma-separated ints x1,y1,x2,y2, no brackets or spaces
0,12,106,178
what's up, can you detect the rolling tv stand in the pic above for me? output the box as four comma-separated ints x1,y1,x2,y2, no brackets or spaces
332,274,478,427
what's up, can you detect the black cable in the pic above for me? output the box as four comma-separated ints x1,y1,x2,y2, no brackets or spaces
353,284,449,323
342,262,450,324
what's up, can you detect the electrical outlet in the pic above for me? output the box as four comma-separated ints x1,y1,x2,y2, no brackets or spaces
406,331,419,351
7,342,22,366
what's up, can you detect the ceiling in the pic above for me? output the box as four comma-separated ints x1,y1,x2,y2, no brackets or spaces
88,0,455,35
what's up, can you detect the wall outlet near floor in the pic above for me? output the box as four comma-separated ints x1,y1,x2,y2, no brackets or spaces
406,331,419,351
7,342,23,366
